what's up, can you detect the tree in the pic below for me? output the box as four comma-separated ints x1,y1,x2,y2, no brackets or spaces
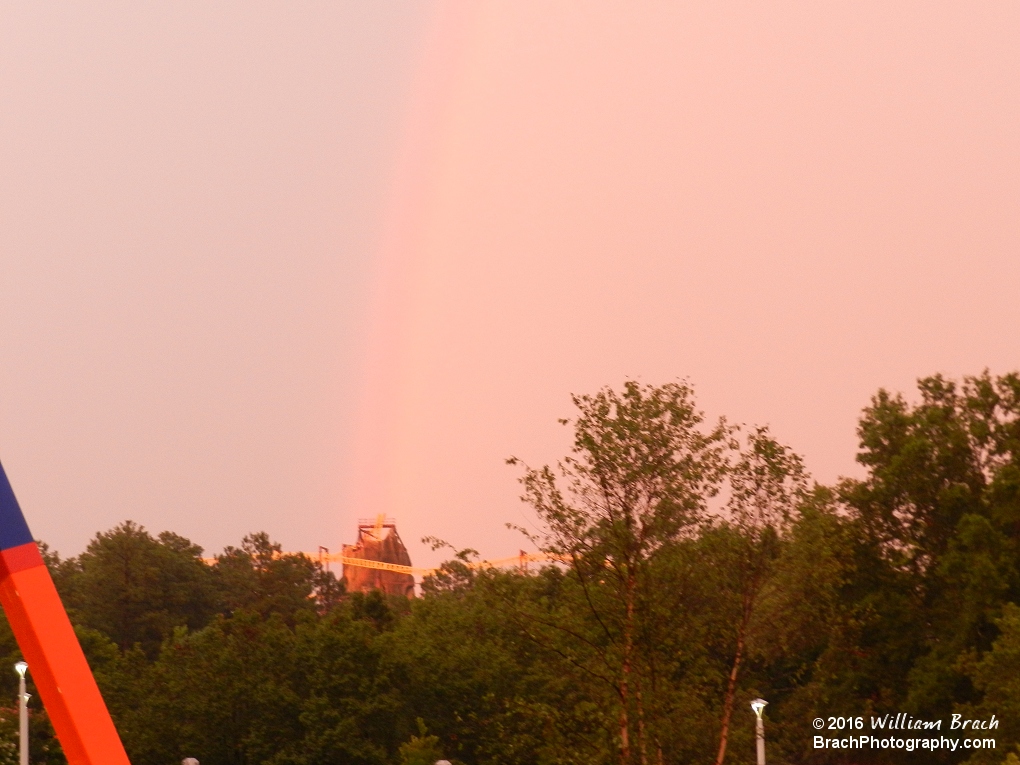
510,380,731,765
214,532,319,624
112,612,304,765
713,427,806,765
841,372,1020,726
276,596,404,765
957,603,1020,765
398,719,443,765
66,522,219,654
395,561,622,765
844,371,1020,575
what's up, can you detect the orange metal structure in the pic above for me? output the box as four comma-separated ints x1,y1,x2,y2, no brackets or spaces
0,461,131,765
341,517,416,596
322,548,563,577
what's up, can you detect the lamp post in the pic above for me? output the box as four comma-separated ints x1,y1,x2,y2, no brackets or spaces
14,661,28,765
750,698,768,765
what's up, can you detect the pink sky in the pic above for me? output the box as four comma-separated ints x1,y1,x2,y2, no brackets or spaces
1,3,1018,569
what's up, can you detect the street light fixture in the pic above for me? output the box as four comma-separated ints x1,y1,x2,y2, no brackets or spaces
750,698,768,765
14,662,29,765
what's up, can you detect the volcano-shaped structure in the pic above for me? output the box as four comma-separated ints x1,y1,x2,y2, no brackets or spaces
342,517,415,597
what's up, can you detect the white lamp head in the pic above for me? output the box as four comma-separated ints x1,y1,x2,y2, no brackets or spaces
750,698,768,718
14,661,27,679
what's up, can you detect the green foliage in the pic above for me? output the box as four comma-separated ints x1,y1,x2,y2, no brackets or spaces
836,371,1020,741
958,604,1020,764
398,719,443,765
62,521,219,655
7,372,1020,765
214,532,320,624
510,381,735,765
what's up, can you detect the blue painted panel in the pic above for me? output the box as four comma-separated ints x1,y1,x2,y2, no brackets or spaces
0,462,34,551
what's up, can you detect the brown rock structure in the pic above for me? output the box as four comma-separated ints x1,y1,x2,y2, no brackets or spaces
342,517,415,597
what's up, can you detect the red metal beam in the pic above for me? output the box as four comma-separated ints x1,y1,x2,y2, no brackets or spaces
0,462,130,765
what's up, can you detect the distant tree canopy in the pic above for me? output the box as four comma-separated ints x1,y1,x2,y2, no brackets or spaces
62,521,219,654
0,372,1017,765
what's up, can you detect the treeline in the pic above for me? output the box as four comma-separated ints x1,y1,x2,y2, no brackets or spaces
1,372,1019,765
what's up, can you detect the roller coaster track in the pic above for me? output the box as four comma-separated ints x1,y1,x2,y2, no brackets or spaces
319,550,562,577
203,550,563,577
